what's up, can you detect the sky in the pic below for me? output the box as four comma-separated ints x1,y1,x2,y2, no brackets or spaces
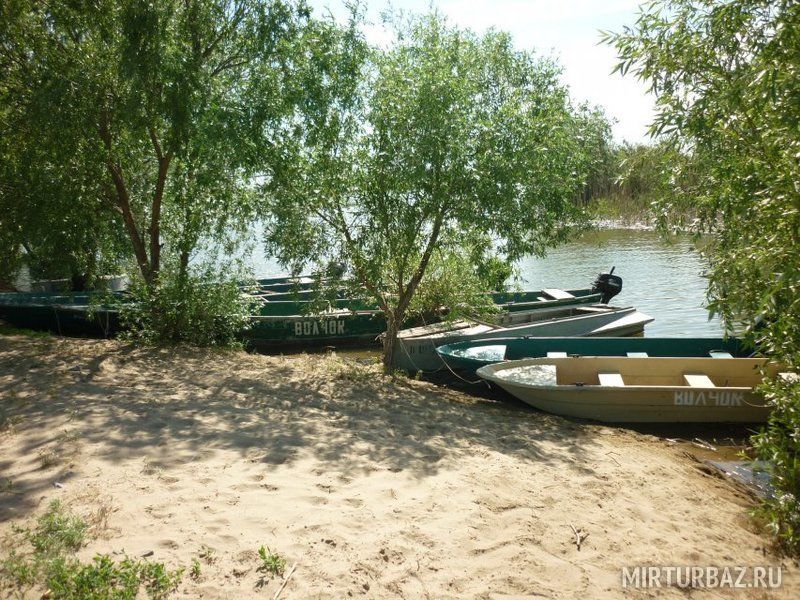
309,0,655,143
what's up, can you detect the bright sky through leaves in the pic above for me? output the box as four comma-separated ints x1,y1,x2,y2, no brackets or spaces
309,0,654,143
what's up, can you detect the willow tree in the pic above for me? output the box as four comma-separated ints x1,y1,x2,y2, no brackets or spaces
264,13,600,369
0,0,344,287
605,0,800,552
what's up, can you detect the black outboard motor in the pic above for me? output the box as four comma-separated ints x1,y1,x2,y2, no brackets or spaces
592,266,623,304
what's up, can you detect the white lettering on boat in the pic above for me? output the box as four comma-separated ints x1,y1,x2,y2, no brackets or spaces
674,390,744,406
293,320,346,336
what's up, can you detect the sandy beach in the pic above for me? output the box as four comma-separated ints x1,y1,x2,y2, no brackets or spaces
0,334,796,598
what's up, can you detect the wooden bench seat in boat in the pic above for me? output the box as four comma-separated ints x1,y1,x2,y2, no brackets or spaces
542,289,575,300
684,373,716,387
598,372,625,386
627,351,649,357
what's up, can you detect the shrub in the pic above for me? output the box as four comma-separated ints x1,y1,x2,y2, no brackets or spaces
120,260,257,348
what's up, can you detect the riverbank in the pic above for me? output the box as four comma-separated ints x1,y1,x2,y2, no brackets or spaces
1,335,796,598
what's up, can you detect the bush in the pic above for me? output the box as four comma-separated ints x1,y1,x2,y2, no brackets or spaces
752,376,800,555
120,261,257,348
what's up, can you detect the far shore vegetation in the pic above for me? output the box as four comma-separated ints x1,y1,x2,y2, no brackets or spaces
0,0,798,554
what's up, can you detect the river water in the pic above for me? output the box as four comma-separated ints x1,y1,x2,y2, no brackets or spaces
516,229,722,337
251,228,723,337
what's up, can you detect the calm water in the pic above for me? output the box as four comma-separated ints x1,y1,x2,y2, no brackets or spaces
251,228,723,337
516,229,722,337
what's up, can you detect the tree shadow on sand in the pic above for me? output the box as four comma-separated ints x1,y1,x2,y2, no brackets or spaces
1,337,603,521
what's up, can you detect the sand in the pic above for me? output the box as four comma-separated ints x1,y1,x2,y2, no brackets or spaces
0,334,796,598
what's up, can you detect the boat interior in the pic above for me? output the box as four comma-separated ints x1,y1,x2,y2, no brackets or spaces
498,357,780,388
494,304,623,327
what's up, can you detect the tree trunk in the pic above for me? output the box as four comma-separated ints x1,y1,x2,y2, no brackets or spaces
382,311,400,374
149,154,171,282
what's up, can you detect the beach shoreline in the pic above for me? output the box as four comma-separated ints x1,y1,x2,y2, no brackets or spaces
1,335,795,598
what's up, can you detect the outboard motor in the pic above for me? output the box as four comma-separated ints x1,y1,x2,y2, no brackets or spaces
592,267,623,304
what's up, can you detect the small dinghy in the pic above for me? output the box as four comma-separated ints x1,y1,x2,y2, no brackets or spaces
477,356,785,423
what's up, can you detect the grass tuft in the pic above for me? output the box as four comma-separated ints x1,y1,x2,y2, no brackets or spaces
257,546,286,578
0,500,184,598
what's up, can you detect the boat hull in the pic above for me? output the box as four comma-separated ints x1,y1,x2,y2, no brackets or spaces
394,306,654,372
478,357,778,423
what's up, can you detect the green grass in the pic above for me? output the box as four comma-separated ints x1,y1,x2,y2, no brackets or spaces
190,558,201,580
29,500,87,554
0,500,184,598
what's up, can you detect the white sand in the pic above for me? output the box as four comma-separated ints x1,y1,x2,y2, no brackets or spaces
0,335,796,598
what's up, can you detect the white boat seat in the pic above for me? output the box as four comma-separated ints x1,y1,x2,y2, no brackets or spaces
537,296,548,301
627,351,649,357
547,351,568,358
684,373,716,388
598,372,625,386
710,351,733,358
542,288,575,300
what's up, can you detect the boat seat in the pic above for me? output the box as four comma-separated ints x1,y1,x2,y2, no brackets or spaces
627,351,649,357
547,351,568,358
542,288,575,300
684,373,716,388
598,372,625,386
709,351,733,358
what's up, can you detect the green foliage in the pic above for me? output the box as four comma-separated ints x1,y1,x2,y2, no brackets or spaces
120,259,257,347
589,141,688,223
257,546,285,578
407,248,501,324
0,0,344,289
606,0,800,553
28,500,87,556
265,11,602,369
46,555,184,600
752,376,800,555
0,500,183,598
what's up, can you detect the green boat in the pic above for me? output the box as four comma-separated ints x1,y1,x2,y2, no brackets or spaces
255,287,603,311
0,292,121,337
0,269,623,350
243,284,613,349
435,336,750,375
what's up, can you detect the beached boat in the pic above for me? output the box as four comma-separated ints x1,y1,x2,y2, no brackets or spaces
0,270,626,351
392,305,654,372
436,336,750,374
0,292,120,337
477,356,782,423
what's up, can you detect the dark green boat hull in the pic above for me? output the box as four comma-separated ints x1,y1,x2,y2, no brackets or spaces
1,285,603,350
436,336,751,374
0,293,121,337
